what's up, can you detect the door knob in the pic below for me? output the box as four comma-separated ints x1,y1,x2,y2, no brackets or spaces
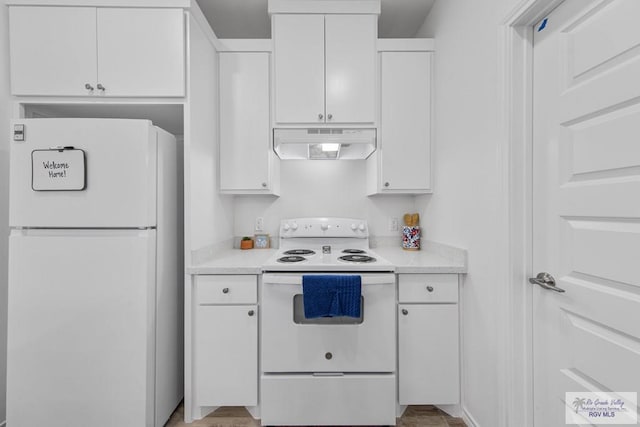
318,113,324,120
528,272,565,293
97,83,105,92
401,309,408,315
327,113,333,120
85,83,94,91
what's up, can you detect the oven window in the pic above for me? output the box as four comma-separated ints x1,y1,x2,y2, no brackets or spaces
292,294,364,325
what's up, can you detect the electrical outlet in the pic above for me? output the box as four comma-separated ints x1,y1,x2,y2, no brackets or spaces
389,217,399,232
255,217,264,232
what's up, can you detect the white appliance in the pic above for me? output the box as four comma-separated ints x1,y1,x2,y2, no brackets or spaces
261,218,397,426
273,128,376,160
7,118,183,427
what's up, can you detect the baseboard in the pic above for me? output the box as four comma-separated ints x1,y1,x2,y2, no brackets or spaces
462,405,480,427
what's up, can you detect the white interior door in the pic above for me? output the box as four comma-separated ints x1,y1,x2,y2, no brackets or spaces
7,229,156,427
532,1,640,425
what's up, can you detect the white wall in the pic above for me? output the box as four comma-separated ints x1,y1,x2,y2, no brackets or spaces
233,161,416,239
0,2,9,422
414,0,522,426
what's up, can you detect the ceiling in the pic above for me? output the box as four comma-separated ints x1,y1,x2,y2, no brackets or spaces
196,0,435,39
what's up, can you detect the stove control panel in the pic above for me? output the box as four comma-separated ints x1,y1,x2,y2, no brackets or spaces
280,217,368,238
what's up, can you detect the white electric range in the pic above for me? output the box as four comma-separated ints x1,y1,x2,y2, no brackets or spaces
260,218,397,426
262,217,395,272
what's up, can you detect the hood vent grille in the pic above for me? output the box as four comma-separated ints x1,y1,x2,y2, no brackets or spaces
273,128,376,160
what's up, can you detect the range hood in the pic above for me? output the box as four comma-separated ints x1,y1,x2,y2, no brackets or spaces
273,128,376,160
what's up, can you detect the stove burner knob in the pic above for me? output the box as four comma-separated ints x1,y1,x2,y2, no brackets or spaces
358,223,366,231
325,352,333,360
291,222,298,230
283,223,290,231
351,223,357,230
321,223,329,231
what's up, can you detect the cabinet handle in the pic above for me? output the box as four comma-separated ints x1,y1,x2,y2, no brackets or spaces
318,113,324,120
261,182,267,188
248,310,255,317
222,287,229,294
426,286,434,292
85,83,94,91
402,309,409,316
97,83,105,92
325,352,332,360
384,182,390,188
327,113,333,120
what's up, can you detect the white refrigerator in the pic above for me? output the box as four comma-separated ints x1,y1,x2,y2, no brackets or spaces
7,118,183,427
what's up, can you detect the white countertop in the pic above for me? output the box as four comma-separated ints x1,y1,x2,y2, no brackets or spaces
187,240,467,275
372,246,466,274
187,248,278,275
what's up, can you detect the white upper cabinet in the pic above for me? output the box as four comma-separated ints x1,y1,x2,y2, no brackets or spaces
368,49,433,194
219,52,279,195
96,8,185,97
324,15,376,124
273,14,377,125
9,7,98,96
9,6,185,97
273,15,325,124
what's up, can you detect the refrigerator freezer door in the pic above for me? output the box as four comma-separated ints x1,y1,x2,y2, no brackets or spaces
10,118,158,228
7,229,157,427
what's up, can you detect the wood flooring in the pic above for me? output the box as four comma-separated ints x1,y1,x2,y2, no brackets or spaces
164,403,467,427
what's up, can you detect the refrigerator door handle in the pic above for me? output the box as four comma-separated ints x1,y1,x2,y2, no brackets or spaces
49,146,76,151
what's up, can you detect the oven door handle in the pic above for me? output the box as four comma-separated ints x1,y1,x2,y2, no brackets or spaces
262,274,395,286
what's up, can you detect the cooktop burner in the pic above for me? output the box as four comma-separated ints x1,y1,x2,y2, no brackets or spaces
277,255,307,263
283,249,316,256
342,249,367,254
338,254,377,263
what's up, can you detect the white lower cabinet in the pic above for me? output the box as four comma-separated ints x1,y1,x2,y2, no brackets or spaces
194,275,258,407
398,274,460,405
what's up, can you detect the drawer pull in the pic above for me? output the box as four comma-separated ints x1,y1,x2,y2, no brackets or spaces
248,310,255,317
325,352,333,360
401,309,409,316
426,286,434,292
222,287,230,294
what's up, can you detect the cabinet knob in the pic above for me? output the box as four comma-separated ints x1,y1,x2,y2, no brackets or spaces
85,83,94,91
402,309,409,316
261,182,267,188
248,310,255,317
318,113,324,120
327,113,333,120
384,182,390,188
426,286,434,292
97,83,105,91
222,287,229,294
325,352,333,360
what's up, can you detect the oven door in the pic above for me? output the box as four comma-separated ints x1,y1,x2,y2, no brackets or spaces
261,273,396,373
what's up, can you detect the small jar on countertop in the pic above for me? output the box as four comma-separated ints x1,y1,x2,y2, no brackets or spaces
402,226,420,250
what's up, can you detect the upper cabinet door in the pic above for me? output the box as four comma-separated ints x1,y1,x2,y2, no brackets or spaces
220,52,275,194
97,8,185,97
325,15,376,124
9,7,98,96
274,14,325,124
380,52,432,191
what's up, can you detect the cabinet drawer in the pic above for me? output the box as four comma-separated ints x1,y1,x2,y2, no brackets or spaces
196,275,257,304
398,274,458,303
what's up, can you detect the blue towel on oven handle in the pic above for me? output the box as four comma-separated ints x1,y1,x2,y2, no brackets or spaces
302,275,362,318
